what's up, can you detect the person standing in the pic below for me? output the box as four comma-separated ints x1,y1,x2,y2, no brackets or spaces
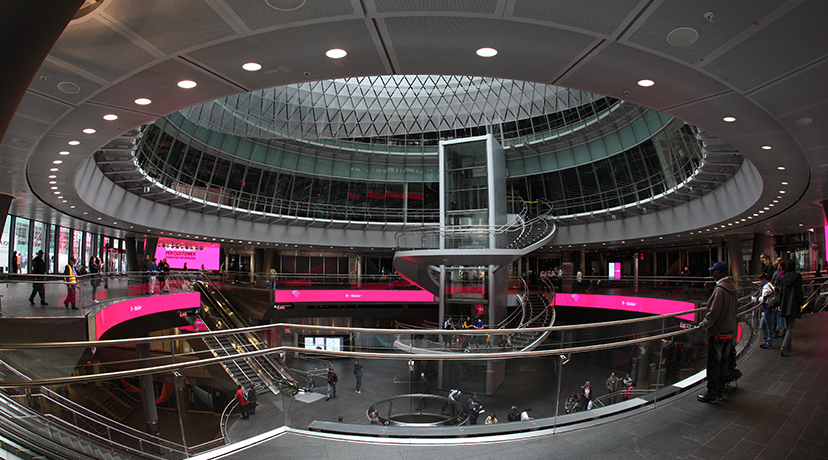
508,405,521,421
89,256,101,303
158,258,169,293
353,361,363,394
28,250,48,306
234,384,249,419
325,368,338,401
697,261,737,403
576,269,583,293
63,256,79,310
605,372,619,404
141,254,153,294
11,251,20,274
681,267,691,300
269,268,278,289
753,272,775,348
149,258,159,294
247,383,257,415
415,372,429,410
581,381,592,409
586,264,599,293
468,400,483,425
778,260,804,357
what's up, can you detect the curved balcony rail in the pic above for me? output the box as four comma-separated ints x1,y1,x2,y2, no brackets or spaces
92,114,727,229
0,280,768,456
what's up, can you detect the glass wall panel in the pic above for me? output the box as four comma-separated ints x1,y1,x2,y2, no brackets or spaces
72,229,82,262
13,217,30,274
57,227,70,271
0,218,9,274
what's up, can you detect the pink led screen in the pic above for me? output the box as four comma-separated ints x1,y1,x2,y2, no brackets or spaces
554,293,695,321
154,238,221,270
94,292,201,339
274,289,435,304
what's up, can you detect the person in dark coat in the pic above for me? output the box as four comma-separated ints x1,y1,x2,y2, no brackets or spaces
415,372,429,410
778,260,803,357
247,383,257,414
353,361,364,394
28,250,48,306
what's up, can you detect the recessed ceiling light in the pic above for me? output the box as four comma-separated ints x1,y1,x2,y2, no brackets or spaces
50,186,58,190
52,160,62,164
177,80,197,89
773,200,779,203
103,114,118,121
83,128,96,134
242,62,262,71
769,204,774,207
781,181,788,185
753,213,759,216
476,47,498,57
57,196,63,199
50,168,58,171
134,98,152,105
637,79,655,87
97,217,101,220
799,223,804,227
84,212,88,215
113,222,117,225
759,210,765,213
70,205,75,209
779,190,786,194
762,145,772,150
59,151,70,156
741,219,746,221
53,191,60,195
777,166,786,170
61,200,67,203
325,48,347,59
722,116,736,122
48,175,56,178
68,140,80,146
763,207,770,210
49,181,56,184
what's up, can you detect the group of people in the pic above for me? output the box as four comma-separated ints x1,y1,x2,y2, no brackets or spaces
442,315,488,351
754,254,803,356
140,254,170,295
563,373,636,414
26,251,105,310
233,383,258,419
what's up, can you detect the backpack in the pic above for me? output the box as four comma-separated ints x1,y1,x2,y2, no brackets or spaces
765,284,780,309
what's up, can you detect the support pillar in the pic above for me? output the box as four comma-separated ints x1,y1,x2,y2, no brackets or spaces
725,234,745,278
749,233,765,275
136,343,161,440
125,237,138,272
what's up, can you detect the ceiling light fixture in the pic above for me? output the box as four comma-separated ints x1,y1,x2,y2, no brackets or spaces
50,186,57,190
177,80,197,89
762,145,772,150
722,116,736,122
781,181,788,185
82,128,96,134
242,62,262,71
325,48,347,59
59,151,70,156
103,114,118,121
637,79,655,87
777,166,786,170
48,175,56,178
68,140,80,146
53,191,60,195
52,160,62,164
779,190,786,194
50,168,58,172
476,47,498,57
134,98,152,105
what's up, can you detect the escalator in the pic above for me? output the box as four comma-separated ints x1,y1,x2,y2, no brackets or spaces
184,275,314,396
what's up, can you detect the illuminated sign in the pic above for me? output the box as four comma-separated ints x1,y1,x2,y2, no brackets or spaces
94,292,201,339
154,237,221,270
275,289,435,303
555,293,695,321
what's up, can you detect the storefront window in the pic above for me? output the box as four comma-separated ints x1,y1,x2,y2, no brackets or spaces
72,230,82,262
85,232,94,264
58,227,70,270
33,222,46,266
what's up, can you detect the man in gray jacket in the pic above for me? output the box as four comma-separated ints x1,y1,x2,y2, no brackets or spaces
697,261,737,403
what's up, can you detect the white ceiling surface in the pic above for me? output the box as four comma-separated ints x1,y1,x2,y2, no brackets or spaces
2,0,826,246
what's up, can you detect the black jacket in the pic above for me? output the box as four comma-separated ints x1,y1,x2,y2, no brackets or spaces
778,271,803,319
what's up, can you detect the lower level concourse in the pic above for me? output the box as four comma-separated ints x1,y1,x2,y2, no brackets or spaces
201,311,828,460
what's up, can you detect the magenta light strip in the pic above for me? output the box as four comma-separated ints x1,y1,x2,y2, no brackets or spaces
554,293,696,321
274,289,435,303
94,292,201,339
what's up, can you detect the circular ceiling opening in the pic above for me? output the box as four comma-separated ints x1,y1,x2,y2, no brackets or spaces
265,0,306,11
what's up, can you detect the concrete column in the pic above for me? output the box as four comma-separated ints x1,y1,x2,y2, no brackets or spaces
136,343,161,439
144,237,158,260
749,233,765,275
0,193,12,251
725,234,745,278
125,237,138,272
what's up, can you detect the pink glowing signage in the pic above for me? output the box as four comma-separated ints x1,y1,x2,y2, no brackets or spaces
94,292,201,339
154,238,221,270
274,289,435,304
555,293,695,321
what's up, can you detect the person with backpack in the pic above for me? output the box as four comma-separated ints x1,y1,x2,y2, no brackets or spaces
697,261,737,403
754,272,776,348
778,260,804,357
234,384,249,419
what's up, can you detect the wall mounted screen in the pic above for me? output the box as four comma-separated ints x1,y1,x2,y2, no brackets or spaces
608,262,621,280
154,238,221,270
555,293,694,321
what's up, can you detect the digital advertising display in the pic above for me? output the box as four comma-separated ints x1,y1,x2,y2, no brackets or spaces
303,337,343,351
94,292,201,339
555,293,695,321
154,238,221,270
607,262,621,280
274,289,435,304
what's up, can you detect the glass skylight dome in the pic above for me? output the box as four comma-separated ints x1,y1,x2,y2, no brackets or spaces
178,75,617,144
